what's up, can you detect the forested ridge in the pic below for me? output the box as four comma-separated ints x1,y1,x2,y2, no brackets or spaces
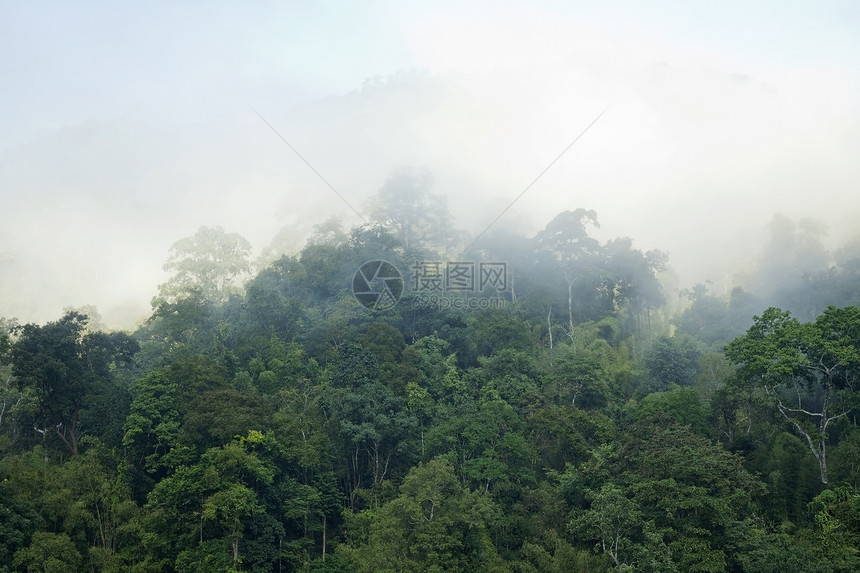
2,178,860,572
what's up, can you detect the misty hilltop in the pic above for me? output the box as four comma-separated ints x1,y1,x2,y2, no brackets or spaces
2,180,860,569
2,62,859,328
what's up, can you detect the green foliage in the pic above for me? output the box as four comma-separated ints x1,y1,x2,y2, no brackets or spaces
467,307,534,359
471,349,542,414
566,419,766,572
511,481,610,572
543,348,610,409
634,386,709,436
643,334,702,392
0,441,144,572
6,210,860,572
569,482,651,571
731,528,834,573
726,306,860,483
0,474,40,570
529,405,614,471
13,532,82,573
143,438,276,570
807,487,860,568
338,457,509,572
830,429,860,488
675,284,759,348
11,312,138,457
157,225,252,305
182,389,271,452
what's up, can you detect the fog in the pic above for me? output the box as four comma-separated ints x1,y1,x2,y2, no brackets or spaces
2,1,859,329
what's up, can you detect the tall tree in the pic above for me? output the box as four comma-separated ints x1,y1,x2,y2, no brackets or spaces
11,312,138,457
599,237,667,338
725,306,860,484
326,343,417,507
536,209,601,339
369,167,458,255
157,225,252,305
143,438,276,571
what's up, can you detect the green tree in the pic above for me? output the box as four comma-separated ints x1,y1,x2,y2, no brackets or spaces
623,423,766,571
338,457,508,572
635,386,709,436
11,312,137,457
567,419,765,572
570,483,645,571
0,317,24,452
529,405,614,471
512,481,609,572
369,167,459,255
599,237,667,339
410,335,464,406
807,486,860,568
726,306,860,484
240,276,306,343
356,322,420,396
122,370,186,488
62,440,140,571
13,532,82,573
0,441,142,572
181,388,271,452
143,438,275,571
426,391,535,497
674,284,756,347
157,226,252,305
466,307,533,360
644,334,702,392
0,473,40,572
139,288,215,354
470,349,542,415
202,482,260,569
543,349,610,409
326,343,417,507
536,209,602,339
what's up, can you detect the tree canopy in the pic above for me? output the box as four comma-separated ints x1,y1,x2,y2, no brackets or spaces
2,194,860,571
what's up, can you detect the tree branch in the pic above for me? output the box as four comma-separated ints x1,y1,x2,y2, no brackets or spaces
768,386,822,417
775,405,821,462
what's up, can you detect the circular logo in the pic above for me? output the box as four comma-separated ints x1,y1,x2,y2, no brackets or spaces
352,261,403,311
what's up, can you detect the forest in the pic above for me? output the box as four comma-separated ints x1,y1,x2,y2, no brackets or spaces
2,171,860,572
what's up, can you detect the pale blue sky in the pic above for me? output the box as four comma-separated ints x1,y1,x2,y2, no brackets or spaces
2,1,857,148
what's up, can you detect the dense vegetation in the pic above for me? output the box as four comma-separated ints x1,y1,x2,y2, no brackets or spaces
2,175,860,572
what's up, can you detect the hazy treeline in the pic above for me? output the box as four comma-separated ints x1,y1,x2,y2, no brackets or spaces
1,170,860,572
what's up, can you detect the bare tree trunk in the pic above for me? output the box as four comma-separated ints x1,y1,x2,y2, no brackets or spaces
349,447,359,510
547,306,553,351
70,405,79,456
51,403,80,457
567,278,575,338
